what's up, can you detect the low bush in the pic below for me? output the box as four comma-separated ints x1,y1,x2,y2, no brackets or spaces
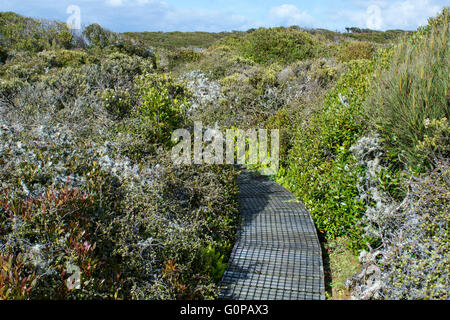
0,12,73,52
276,59,377,250
346,159,449,299
125,31,229,49
167,48,202,70
0,78,238,300
101,88,134,120
338,41,377,62
38,49,91,68
234,27,318,65
131,73,189,147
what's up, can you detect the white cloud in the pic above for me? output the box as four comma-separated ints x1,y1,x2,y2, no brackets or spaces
380,0,441,29
98,0,250,31
336,0,443,30
104,0,165,7
269,4,316,27
159,8,248,31
105,0,123,7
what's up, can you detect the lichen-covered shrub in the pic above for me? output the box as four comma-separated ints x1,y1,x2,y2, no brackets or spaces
0,91,239,300
180,61,288,127
380,164,449,299
179,70,223,113
0,17,239,299
347,135,449,300
0,125,239,299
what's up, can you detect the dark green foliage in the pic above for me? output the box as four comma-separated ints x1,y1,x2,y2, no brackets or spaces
83,23,156,62
0,46,8,63
101,88,134,120
118,73,189,157
221,27,318,64
83,24,115,49
276,60,375,250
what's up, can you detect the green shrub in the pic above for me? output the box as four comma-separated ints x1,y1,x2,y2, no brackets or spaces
311,59,339,86
364,9,449,169
101,88,134,120
185,49,255,80
1,53,52,82
0,77,27,105
216,27,318,65
338,41,377,62
125,31,229,49
201,245,228,283
0,12,74,52
167,48,201,69
277,59,376,250
242,27,318,64
136,73,188,143
115,73,190,160
83,24,117,49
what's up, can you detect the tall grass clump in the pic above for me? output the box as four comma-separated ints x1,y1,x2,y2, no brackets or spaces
364,9,449,169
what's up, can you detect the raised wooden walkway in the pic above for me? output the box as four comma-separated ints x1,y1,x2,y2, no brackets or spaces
219,170,325,300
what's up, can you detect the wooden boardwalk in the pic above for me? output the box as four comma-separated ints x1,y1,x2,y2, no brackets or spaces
219,170,325,300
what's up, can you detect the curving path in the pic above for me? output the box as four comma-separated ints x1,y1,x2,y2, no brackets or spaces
219,170,325,300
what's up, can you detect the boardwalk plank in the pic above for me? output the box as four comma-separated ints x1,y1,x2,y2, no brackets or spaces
219,170,325,300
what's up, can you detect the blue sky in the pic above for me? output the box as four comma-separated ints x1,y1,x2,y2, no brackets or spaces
1,0,447,32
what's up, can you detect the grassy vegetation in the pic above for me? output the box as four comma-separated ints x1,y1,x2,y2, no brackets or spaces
125,31,230,49
0,8,448,300
323,237,361,300
365,13,449,169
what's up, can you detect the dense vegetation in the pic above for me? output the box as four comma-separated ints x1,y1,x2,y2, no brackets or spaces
0,12,238,299
0,8,448,300
125,31,230,49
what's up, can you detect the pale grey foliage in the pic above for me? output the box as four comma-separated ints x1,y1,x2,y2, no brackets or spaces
347,135,449,300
